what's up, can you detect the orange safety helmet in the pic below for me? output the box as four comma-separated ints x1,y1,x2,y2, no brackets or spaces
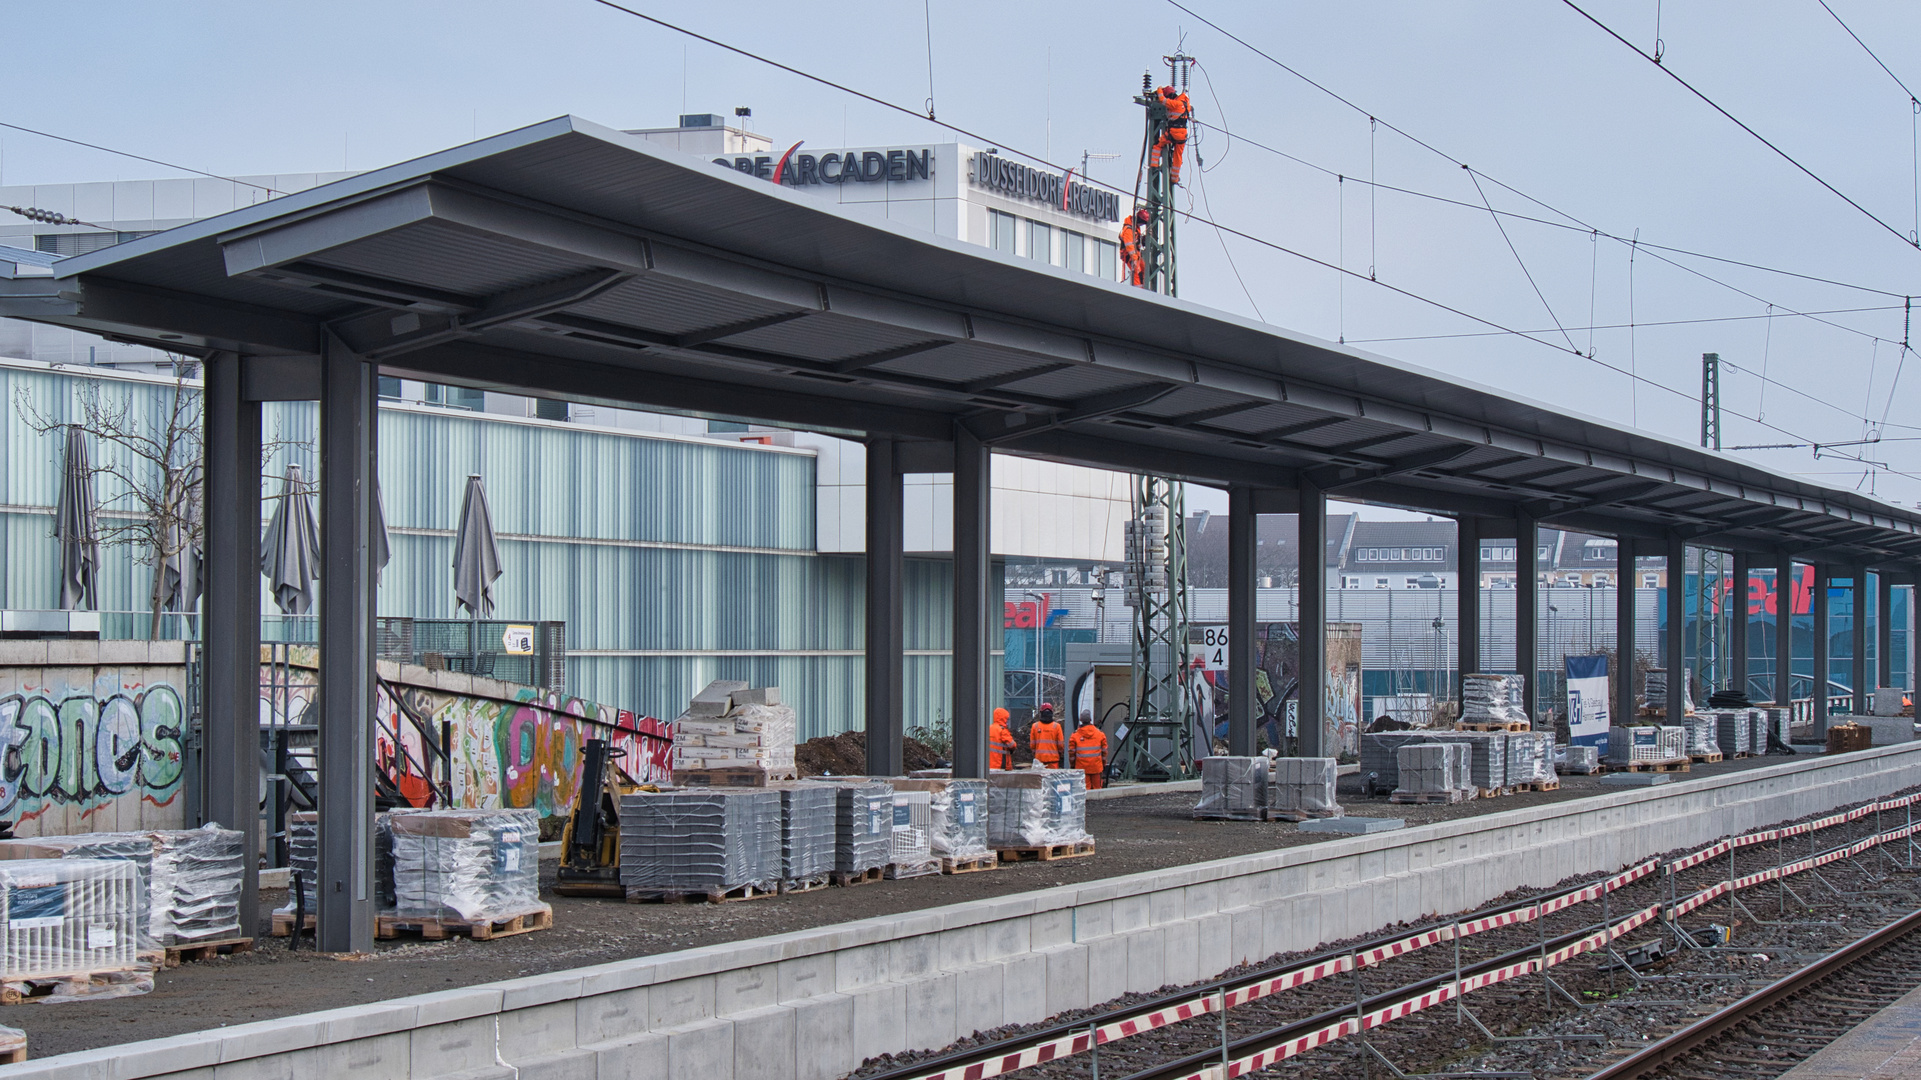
993,707,1010,723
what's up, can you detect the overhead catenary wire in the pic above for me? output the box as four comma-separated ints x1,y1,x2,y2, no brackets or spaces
0,119,282,195
1560,0,1920,251
581,1,1921,484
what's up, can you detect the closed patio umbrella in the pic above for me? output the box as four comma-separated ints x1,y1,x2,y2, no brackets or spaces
451,474,501,619
261,465,321,615
54,425,100,611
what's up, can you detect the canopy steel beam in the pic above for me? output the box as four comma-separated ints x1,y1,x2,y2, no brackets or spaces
865,437,905,778
951,427,991,779
1227,485,1257,757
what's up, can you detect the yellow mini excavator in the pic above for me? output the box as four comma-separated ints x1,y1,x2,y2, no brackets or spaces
554,738,645,897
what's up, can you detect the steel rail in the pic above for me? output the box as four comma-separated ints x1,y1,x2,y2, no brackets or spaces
1582,907,1921,1080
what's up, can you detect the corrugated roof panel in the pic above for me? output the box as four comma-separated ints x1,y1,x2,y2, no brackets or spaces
308,218,590,297
720,313,933,361
992,364,1157,399
569,275,796,336
870,341,1046,383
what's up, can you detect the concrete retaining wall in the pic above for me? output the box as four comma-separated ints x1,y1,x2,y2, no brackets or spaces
15,745,1921,1080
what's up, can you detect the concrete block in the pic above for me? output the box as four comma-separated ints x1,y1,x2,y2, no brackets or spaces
1086,935,1127,1003
1162,918,1201,987
715,963,779,1015
1299,816,1405,835
1600,774,1672,787
1002,952,1049,1026
1073,900,1114,941
735,686,781,706
212,1017,325,1064
1044,944,1091,1014
731,1004,796,1080
496,999,581,1058
1193,911,1232,981
776,953,835,1004
938,921,995,970
316,1002,420,1044
314,1031,411,1080
1110,894,1150,935
412,987,507,1028
887,932,940,982
849,981,907,1062
410,1015,503,1076
509,1048,598,1080
1127,925,1167,993
577,986,650,1046
688,680,748,716
1229,907,1263,967
1182,881,1223,919
210,1047,319,1080
904,971,958,1053
649,975,717,1028
663,1018,735,1080
790,992,856,1080
835,943,891,991
1030,907,1074,949
954,963,1005,1038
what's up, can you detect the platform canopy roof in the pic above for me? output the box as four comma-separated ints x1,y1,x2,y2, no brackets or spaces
5,115,1919,568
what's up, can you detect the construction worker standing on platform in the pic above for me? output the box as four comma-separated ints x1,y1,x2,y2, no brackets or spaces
1069,711,1108,790
1028,703,1065,768
1149,85,1191,184
989,707,1016,770
1119,208,1149,287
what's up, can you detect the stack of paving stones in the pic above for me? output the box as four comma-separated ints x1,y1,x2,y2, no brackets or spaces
1270,756,1342,818
1460,673,1528,725
1561,745,1601,774
1761,706,1793,748
772,783,836,887
1194,756,1268,820
1504,731,1554,786
1392,744,1458,797
1714,710,1751,756
1678,716,1719,757
1609,725,1668,763
885,791,940,878
987,770,1090,848
1361,731,1441,790
279,812,402,924
392,809,544,922
1424,731,1508,790
889,778,990,860
832,781,894,876
619,788,781,897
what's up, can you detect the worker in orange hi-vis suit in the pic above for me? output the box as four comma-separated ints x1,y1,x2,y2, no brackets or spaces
989,707,1016,771
1069,711,1109,790
1027,703,1066,769
1149,86,1191,184
1118,208,1150,287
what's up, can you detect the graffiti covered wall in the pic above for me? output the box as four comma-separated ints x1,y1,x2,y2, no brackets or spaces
0,642,190,836
265,652,670,818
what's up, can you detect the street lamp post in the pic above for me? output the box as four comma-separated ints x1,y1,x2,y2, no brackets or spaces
1024,590,1047,714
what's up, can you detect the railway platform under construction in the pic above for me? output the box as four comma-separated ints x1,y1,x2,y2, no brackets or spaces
4,743,1916,1080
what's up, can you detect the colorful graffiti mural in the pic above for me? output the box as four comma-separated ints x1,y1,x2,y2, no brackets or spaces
0,668,187,835
267,656,670,818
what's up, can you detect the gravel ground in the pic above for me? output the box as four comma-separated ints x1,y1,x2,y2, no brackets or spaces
9,753,1792,1059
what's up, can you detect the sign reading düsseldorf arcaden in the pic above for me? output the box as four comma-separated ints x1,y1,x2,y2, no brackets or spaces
713,146,1120,223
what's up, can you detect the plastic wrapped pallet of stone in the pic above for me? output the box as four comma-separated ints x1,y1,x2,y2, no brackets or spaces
391,808,545,923
278,812,402,926
1642,669,1695,716
620,788,780,898
1360,731,1439,792
885,790,940,879
149,825,246,944
1423,731,1507,791
1677,715,1719,758
1504,731,1555,787
1460,673,1528,726
1270,756,1342,819
0,859,143,981
1761,706,1793,749
769,783,836,889
1560,745,1601,774
1608,726,1669,763
1194,756,1268,820
671,680,798,784
1714,710,1751,756
988,769,1091,849
1391,743,1458,801
0,834,155,949
831,781,895,878
889,778,991,862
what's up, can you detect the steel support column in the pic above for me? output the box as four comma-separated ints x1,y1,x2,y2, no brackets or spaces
200,352,261,938
1297,480,1326,757
951,428,991,778
1775,554,1795,705
317,334,377,954
1457,516,1481,703
864,436,904,777
1814,564,1831,730
1616,539,1636,721
1878,570,1893,696
1515,512,1538,721
1226,485,1257,756
1666,534,1686,722
1731,552,1750,698
1853,568,1869,714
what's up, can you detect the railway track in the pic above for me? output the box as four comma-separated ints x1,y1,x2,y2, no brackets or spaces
850,788,1921,1080
1585,907,1921,1080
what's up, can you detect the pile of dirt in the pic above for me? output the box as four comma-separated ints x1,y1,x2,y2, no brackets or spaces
796,731,945,776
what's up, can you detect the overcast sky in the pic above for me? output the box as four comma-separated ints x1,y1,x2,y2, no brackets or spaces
8,1,1921,519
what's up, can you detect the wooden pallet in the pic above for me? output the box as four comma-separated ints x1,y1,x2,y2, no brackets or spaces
1456,721,1531,732
377,906,554,939
998,840,1096,863
1193,810,1266,822
1728,751,1753,759
1389,789,1470,804
831,866,885,887
0,1043,22,1064
778,874,831,895
0,969,144,1005
1473,786,1514,799
1513,780,1561,793
157,937,254,967
269,912,314,938
626,883,776,904
1689,751,1724,764
940,854,1000,874
884,862,941,880
1606,758,1692,773
1267,808,1346,822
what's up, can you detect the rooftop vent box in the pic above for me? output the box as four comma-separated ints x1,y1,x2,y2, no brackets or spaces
678,114,724,129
